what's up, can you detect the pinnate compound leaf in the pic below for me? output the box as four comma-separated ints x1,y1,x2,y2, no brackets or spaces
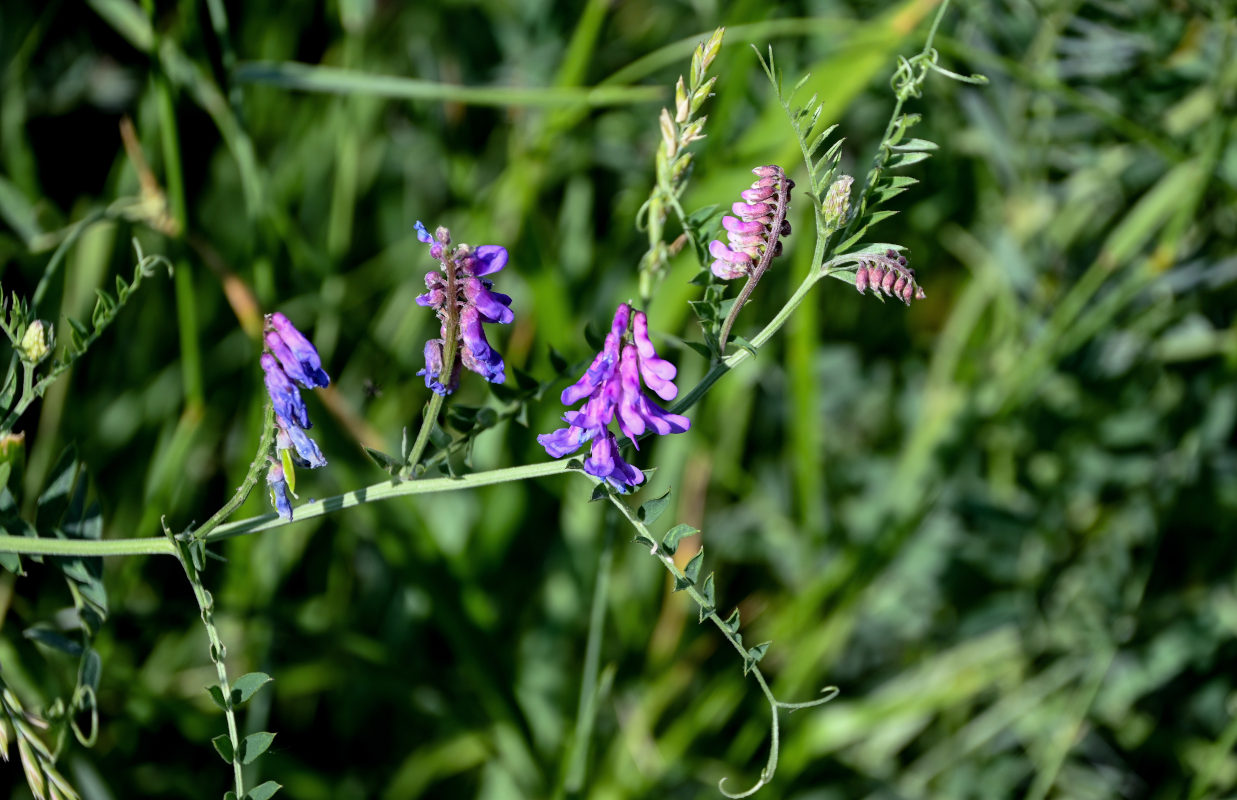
674,547,705,592
744,641,772,675
889,137,938,152
212,734,234,763
206,684,228,711
245,782,282,800
637,489,672,525
660,523,698,556
889,151,931,169
230,673,273,707
698,573,716,622
239,731,276,764
684,547,704,584
363,447,401,474
23,627,83,656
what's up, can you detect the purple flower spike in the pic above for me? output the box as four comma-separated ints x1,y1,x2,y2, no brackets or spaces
850,250,926,306
415,225,514,393
707,165,793,286
267,462,293,520
538,303,689,490
260,315,330,520
267,313,330,388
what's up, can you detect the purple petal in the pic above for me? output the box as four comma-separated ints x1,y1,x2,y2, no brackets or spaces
722,216,766,235
472,245,508,276
731,201,772,219
537,419,600,458
459,306,506,383
262,354,311,429
267,462,293,520
711,259,749,281
632,312,678,401
583,432,645,493
415,220,434,244
417,339,454,396
267,313,330,388
278,416,326,468
560,305,628,406
708,240,752,266
464,277,515,324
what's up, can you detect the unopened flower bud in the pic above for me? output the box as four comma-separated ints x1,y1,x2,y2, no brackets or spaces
824,174,854,228
659,108,677,158
19,320,50,364
675,77,690,123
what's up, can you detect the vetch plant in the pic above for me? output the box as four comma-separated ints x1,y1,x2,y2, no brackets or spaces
0,4,987,798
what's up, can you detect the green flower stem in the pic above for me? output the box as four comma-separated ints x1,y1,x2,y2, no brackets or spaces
190,404,277,542
0,535,175,557
166,529,245,798
0,255,829,560
400,392,445,479
205,459,574,543
672,267,823,416
604,492,837,799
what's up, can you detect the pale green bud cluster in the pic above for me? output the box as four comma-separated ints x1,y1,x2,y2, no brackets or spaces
18,320,50,364
824,174,853,228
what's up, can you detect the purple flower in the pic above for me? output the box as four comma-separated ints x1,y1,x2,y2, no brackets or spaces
267,462,293,521
458,306,506,384
584,431,645,493
277,416,326,468
262,354,310,429
267,313,330,388
415,226,514,394
260,313,331,520
538,303,690,492
417,339,457,396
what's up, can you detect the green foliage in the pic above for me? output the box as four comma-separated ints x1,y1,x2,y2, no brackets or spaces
0,0,1235,798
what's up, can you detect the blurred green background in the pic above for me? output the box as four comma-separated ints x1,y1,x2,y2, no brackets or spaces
2,0,1236,797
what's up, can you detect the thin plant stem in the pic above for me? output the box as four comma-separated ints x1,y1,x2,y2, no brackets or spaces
401,392,444,478
0,254,831,561
165,527,245,798
604,492,837,798
191,404,277,542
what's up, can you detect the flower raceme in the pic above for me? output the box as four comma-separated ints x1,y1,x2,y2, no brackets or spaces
853,249,926,305
708,165,793,282
414,222,513,395
708,165,794,353
260,312,330,520
538,303,690,493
